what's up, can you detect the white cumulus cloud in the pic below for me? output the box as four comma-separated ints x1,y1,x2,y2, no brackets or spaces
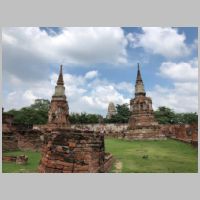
2,27,128,83
158,58,198,81
84,70,98,79
127,27,191,58
147,83,198,113
147,58,198,113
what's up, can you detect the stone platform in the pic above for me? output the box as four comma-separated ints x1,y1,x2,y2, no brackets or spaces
125,126,166,140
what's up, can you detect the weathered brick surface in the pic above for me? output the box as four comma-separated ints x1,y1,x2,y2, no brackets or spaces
48,65,70,127
2,155,28,165
2,128,43,152
2,132,18,151
38,128,108,173
160,123,198,146
127,64,165,140
2,155,17,162
17,129,43,151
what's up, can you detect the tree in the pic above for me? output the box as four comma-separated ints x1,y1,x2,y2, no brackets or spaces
175,112,198,124
105,103,131,123
69,112,102,124
154,106,177,124
6,99,50,125
154,106,198,125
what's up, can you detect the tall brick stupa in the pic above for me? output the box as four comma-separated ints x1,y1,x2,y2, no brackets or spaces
126,63,165,140
48,65,70,127
38,65,113,173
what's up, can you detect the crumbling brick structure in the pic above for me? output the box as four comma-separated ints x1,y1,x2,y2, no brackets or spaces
2,111,43,151
127,64,165,140
38,65,113,173
38,128,109,173
2,113,18,151
2,132,18,152
17,129,43,151
160,123,198,147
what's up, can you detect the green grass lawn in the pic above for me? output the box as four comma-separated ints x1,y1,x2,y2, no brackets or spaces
105,138,198,173
2,138,198,173
2,150,41,173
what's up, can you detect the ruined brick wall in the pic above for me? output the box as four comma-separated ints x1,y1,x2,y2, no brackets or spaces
17,129,44,151
34,123,128,133
2,122,44,152
70,123,127,133
69,123,198,143
160,124,198,145
38,128,106,173
33,123,128,138
3,122,197,153
2,132,18,152
2,113,18,151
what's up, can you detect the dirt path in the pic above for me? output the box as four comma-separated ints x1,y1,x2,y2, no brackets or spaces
114,160,123,173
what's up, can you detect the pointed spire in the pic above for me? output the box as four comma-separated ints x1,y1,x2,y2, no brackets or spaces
135,63,146,97
136,63,142,82
57,65,64,85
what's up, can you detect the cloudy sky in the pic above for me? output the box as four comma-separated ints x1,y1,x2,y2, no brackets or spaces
2,27,198,116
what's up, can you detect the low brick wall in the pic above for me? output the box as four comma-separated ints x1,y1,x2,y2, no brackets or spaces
2,155,28,165
70,123,128,133
3,122,198,153
70,123,198,145
2,155,17,162
160,124,198,145
2,132,18,152
2,127,43,152
17,129,44,151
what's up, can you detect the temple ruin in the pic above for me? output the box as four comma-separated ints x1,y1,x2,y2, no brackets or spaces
38,65,113,173
48,65,70,128
126,63,165,140
106,102,117,119
2,63,198,173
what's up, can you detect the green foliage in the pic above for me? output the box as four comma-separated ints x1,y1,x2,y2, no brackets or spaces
175,113,198,124
5,100,197,125
6,99,50,125
69,112,102,124
104,103,131,123
154,106,198,125
154,106,177,124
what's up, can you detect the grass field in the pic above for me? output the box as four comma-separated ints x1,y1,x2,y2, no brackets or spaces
2,138,198,173
105,138,198,173
2,150,41,173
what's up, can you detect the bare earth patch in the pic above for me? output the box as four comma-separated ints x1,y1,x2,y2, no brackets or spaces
114,160,123,173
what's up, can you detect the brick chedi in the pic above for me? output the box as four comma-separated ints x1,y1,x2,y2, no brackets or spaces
38,65,113,173
106,102,117,119
48,65,70,128
126,63,165,140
